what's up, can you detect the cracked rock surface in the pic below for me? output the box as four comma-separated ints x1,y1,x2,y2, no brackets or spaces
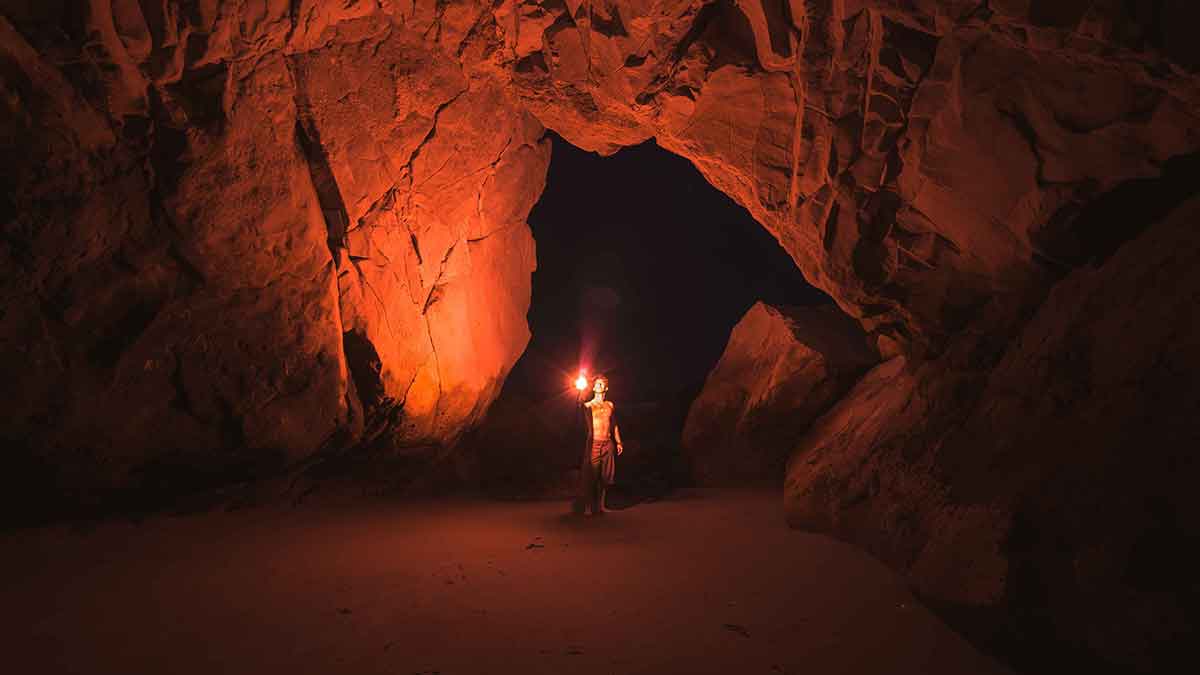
1,3,550,502
508,0,1200,358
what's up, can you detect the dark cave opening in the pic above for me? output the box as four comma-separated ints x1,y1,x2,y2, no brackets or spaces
466,133,829,500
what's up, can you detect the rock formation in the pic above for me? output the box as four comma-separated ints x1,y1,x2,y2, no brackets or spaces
786,196,1200,671
508,0,1200,360
2,0,1199,670
1,2,550,508
683,301,876,484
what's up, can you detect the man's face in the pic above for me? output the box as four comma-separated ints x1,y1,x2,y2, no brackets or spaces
593,379,607,395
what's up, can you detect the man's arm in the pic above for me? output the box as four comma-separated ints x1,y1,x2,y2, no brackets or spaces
612,405,624,454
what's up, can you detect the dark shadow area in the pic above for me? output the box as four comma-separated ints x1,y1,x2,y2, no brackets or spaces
1036,150,1200,269
464,133,828,502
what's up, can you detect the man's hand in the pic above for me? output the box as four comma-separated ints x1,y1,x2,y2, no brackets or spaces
617,442,624,455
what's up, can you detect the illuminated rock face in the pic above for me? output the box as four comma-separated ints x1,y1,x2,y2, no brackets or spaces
0,3,549,499
1,1,1198,667
682,302,876,485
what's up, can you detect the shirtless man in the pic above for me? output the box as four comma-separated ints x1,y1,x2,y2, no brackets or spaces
580,374,624,515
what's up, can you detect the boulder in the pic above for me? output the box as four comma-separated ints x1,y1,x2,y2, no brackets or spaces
683,302,877,484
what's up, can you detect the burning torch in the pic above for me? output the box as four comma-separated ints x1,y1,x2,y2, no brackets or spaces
574,370,588,403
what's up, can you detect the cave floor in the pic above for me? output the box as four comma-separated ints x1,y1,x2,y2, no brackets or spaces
1,489,1009,674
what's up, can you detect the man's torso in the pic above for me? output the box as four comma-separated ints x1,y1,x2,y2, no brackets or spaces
587,399,614,446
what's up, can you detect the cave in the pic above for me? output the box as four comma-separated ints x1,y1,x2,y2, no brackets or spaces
2,2,1199,674
467,132,833,500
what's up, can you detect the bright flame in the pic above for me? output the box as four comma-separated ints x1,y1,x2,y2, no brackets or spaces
574,375,588,390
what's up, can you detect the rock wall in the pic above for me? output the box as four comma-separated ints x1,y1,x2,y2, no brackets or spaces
682,301,876,484
0,2,549,509
786,196,1200,671
506,0,1200,358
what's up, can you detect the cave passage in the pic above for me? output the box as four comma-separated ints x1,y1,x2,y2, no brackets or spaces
469,134,829,498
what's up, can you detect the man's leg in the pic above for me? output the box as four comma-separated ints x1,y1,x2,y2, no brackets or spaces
585,457,598,514
574,456,588,514
591,463,603,514
581,465,592,515
593,449,612,514
599,448,615,513
583,457,601,515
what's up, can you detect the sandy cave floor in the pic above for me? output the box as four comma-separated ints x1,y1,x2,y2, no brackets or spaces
0,489,1011,674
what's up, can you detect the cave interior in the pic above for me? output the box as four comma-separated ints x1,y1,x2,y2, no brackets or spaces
2,1,1199,674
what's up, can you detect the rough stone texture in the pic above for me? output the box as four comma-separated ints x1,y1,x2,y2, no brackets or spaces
786,195,1200,672
506,0,1200,361
682,301,876,484
0,2,549,509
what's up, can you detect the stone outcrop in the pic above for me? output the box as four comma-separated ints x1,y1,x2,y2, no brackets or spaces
0,2,549,508
682,301,876,484
786,196,1200,672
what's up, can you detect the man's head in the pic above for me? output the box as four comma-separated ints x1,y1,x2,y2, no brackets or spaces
592,375,609,395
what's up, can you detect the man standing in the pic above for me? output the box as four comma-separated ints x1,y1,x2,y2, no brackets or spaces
579,374,623,515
